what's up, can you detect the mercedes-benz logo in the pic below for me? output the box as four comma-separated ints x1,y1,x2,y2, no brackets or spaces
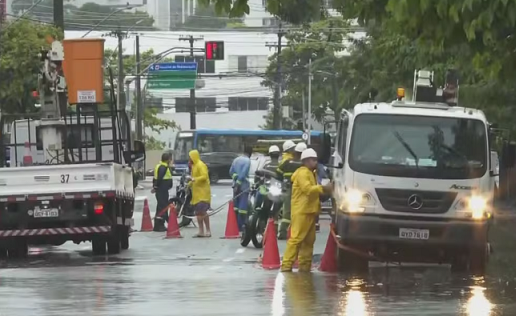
407,194,423,210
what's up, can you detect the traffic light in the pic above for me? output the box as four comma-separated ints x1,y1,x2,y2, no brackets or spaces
205,41,224,60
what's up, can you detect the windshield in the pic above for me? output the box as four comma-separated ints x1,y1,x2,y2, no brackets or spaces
348,114,487,179
173,133,194,162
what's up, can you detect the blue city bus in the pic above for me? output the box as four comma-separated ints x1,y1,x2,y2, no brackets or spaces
172,129,323,180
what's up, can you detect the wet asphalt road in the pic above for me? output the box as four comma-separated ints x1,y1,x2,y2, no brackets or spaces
0,179,515,315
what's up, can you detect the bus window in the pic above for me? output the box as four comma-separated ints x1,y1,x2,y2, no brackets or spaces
197,134,245,153
174,133,194,161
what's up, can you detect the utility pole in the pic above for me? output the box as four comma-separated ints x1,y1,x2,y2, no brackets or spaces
265,20,286,129
53,0,64,33
135,35,143,141
179,35,202,130
307,58,312,145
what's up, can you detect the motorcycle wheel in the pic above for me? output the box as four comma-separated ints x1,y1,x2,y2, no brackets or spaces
251,214,268,249
169,197,193,228
240,222,252,247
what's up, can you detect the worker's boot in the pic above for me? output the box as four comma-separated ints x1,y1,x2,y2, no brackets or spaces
153,218,167,232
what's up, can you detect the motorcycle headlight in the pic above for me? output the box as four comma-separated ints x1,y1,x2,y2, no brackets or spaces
340,189,374,213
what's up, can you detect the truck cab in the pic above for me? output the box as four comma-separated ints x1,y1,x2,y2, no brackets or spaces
330,70,497,273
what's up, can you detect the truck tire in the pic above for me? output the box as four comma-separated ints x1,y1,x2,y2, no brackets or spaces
120,226,130,250
8,240,28,258
107,228,121,255
92,237,106,255
337,245,369,273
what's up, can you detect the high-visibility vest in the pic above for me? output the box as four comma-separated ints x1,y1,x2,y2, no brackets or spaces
154,161,172,180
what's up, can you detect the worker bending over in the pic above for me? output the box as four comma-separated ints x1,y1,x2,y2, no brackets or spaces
230,146,253,232
277,141,307,239
281,148,333,272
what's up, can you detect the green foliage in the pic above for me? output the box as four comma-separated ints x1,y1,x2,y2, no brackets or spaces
12,1,155,30
181,3,244,29
104,48,176,145
0,20,62,114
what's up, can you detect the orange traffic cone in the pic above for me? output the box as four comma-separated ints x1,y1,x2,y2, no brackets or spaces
22,142,33,166
165,204,182,239
221,201,240,239
319,226,338,272
262,218,281,269
140,198,153,232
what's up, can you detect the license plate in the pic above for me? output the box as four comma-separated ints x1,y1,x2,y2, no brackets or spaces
399,228,429,240
34,209,59,218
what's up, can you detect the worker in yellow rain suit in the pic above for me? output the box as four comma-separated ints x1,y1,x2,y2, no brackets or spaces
281,148,333,272
188,150,212,238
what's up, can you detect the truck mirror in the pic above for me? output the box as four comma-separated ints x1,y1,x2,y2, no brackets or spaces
123,140,146,163
318,133,332,165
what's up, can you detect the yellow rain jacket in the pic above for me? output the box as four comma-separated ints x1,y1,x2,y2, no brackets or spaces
281,166,323,272
291,166,323,216
188,150,211,205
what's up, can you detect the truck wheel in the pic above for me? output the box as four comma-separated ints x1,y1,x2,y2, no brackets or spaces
337,245,369,273
468,244,488,275
120,226,130,250
107,228,121,255
8,240,28,258
92,237,106,255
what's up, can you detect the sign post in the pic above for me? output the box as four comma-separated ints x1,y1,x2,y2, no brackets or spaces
147,62,198,90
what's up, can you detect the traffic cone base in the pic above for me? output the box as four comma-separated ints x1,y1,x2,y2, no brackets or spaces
165,205,183,239
140,198,153,232
262,218,281,269
221,201,240,239
319,229,338,272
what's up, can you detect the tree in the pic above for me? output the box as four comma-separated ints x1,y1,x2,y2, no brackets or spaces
0,19,62,114
261,18,350,128
67,3,155,30
181,4,244,29
104,48,177,150
198,0,325,24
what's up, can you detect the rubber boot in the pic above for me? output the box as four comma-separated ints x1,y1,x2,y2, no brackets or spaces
153,218,167,232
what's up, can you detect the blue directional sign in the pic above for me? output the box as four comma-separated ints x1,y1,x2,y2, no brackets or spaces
149,62,197,72
148,62,198,89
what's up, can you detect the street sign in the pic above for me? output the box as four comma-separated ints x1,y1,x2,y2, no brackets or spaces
205,41,224,60
302,132,309,141
148,62,198,90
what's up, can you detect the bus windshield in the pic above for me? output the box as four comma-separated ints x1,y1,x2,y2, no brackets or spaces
174,132,194,161
348,114,487,179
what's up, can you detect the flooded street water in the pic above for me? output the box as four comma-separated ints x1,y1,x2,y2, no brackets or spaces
0,183,515,315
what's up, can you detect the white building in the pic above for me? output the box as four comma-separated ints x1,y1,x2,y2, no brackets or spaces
65,30,277,146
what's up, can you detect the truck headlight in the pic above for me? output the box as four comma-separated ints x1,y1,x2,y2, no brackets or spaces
341,189,374,213
468,196,487,219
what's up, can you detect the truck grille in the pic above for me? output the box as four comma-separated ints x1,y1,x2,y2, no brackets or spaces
375,188,457,214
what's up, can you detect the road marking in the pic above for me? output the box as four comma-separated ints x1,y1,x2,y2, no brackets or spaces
223,258,235,262
235,248,245,254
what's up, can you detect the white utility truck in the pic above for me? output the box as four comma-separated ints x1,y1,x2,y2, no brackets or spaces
330,70,499,273
0,39,145,257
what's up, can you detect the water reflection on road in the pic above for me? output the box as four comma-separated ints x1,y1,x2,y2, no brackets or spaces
271,266,505,316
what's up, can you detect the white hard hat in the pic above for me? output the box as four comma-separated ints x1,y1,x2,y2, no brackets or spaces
294,142,307,153
282,140,296,151
301,148,318,160
268,145,280,154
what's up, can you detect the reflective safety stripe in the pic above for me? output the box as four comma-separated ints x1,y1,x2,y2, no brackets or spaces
281,219,291,224
154,162,172,180
232,173,237,179
283,172,293,177
238,210,247,214
236,180,242,185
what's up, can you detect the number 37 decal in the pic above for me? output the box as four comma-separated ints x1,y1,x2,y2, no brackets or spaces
60,174,70,183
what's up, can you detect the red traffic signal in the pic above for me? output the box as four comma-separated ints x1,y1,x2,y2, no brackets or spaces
205,41,224,61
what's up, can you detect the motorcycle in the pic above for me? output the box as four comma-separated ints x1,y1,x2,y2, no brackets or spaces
168,172,194,228
240,169,283,248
